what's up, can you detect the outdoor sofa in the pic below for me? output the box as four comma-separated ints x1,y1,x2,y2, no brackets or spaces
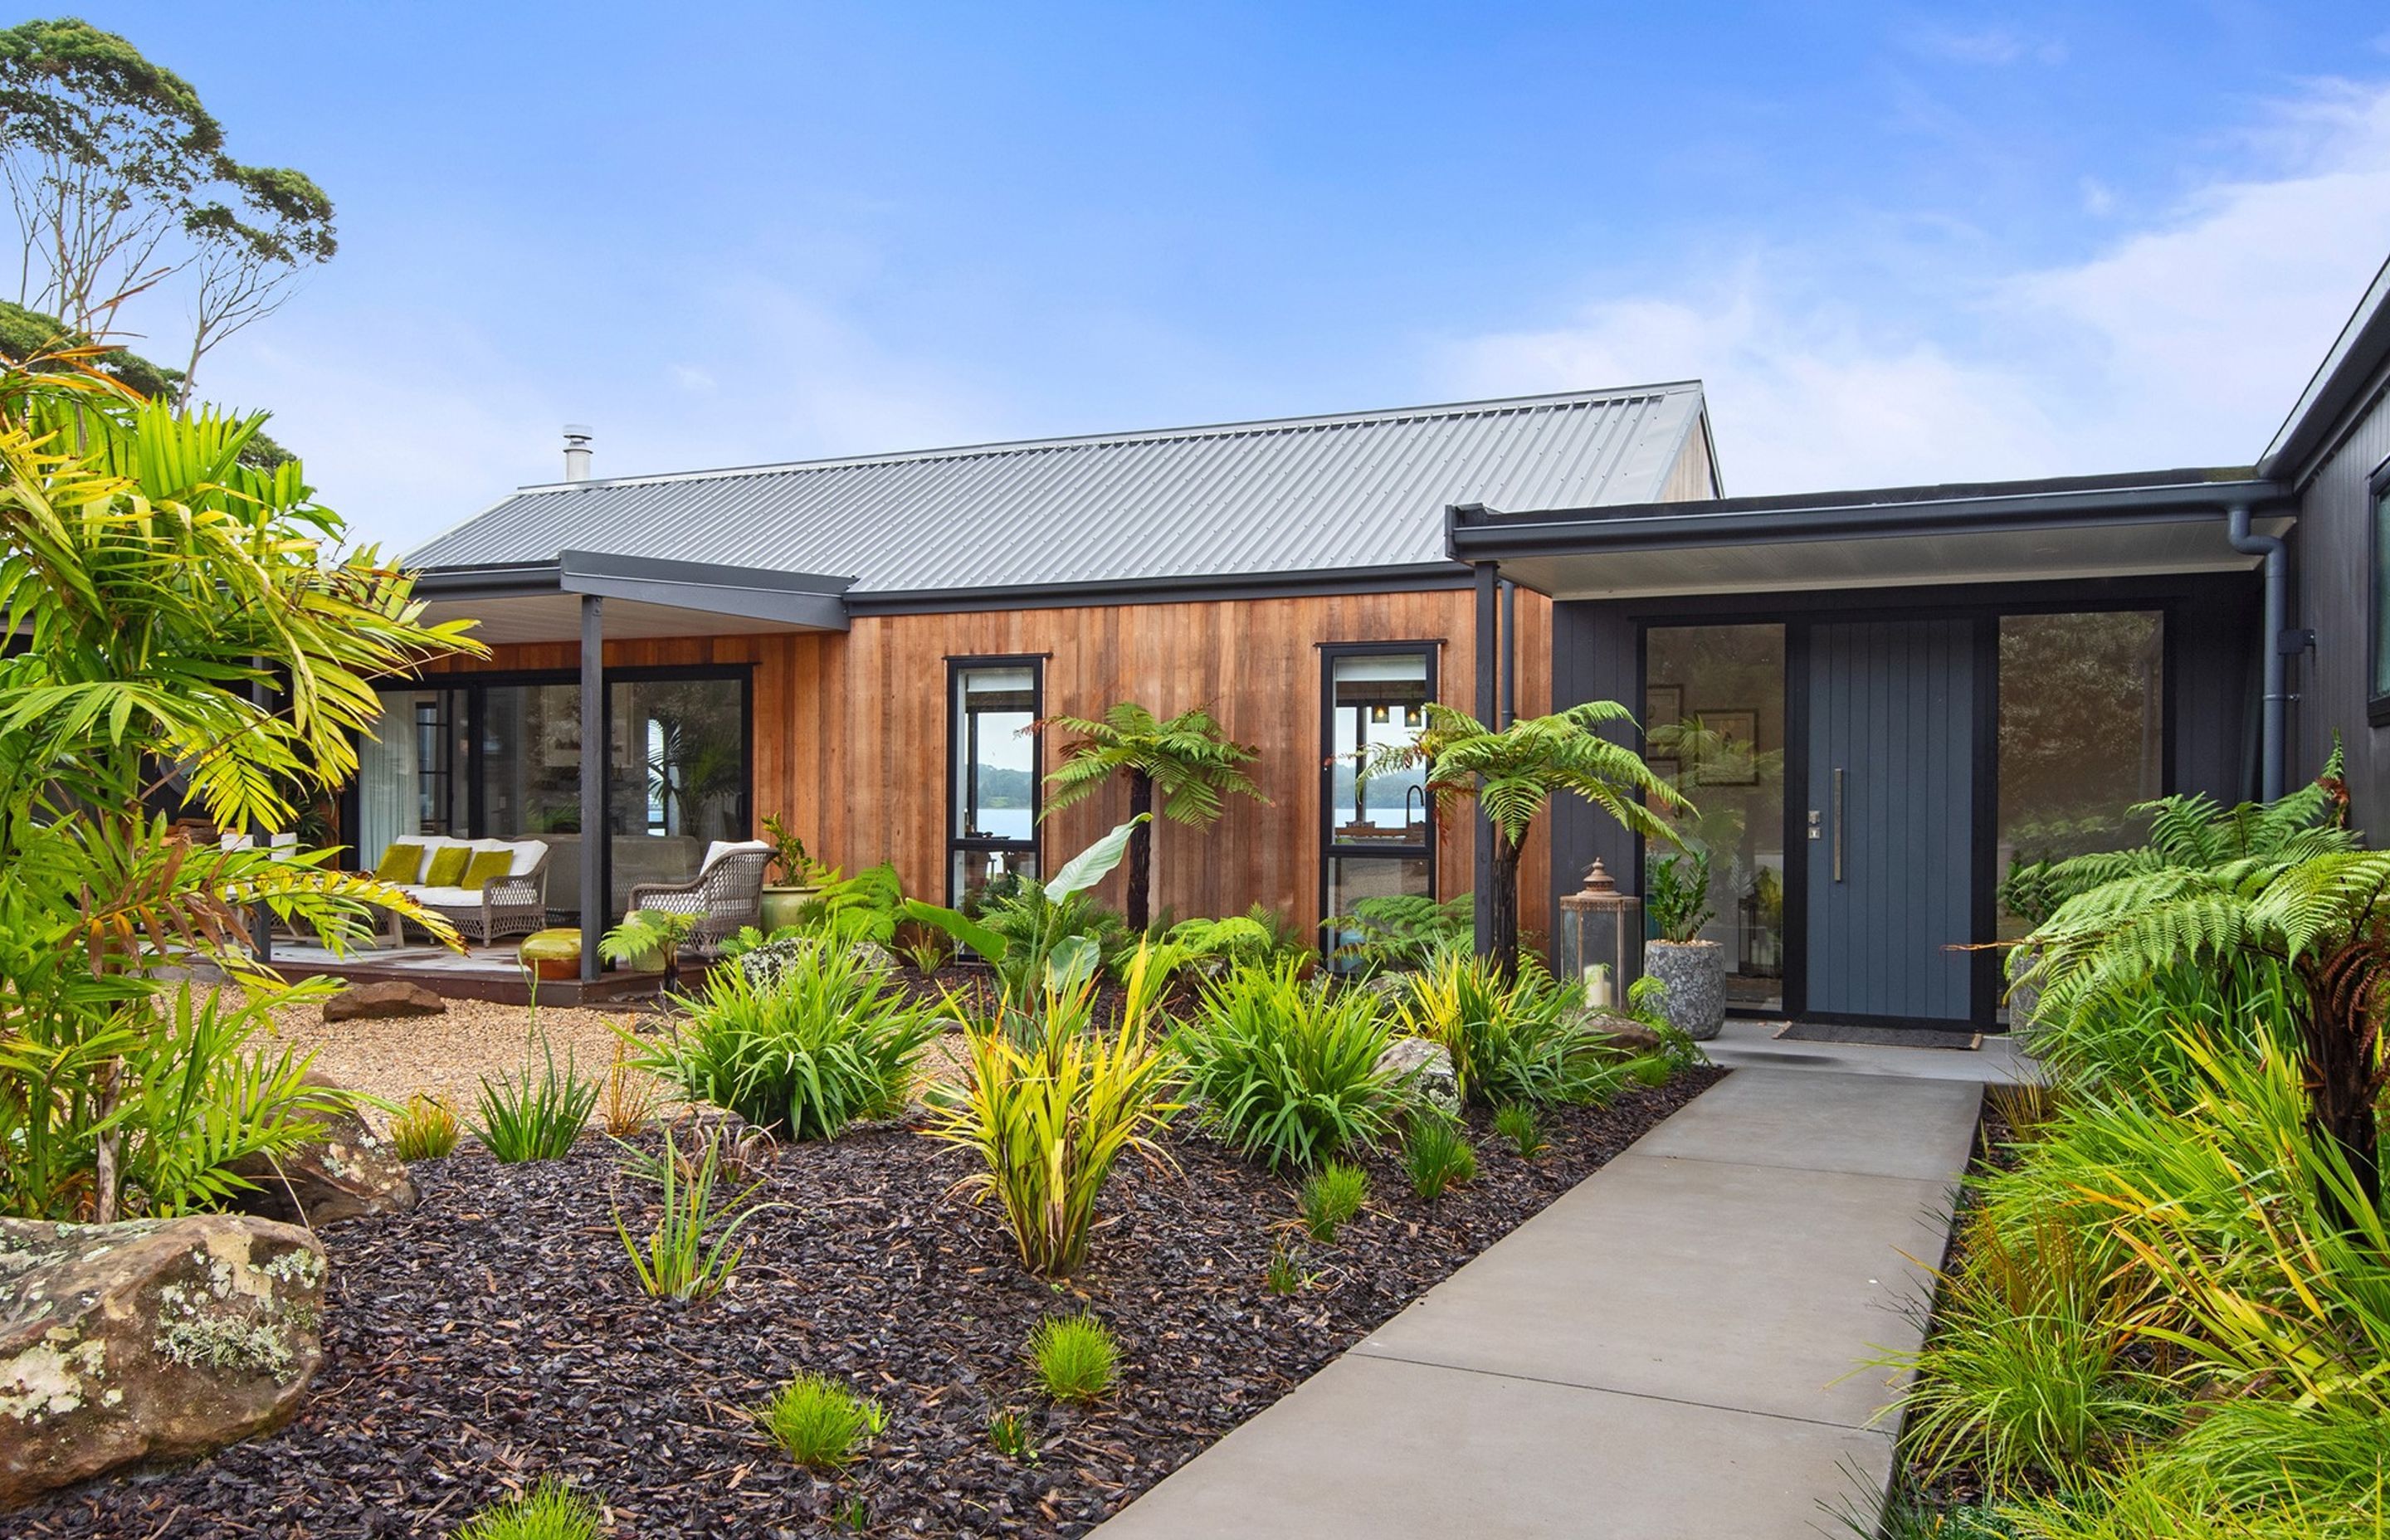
369,836,552,946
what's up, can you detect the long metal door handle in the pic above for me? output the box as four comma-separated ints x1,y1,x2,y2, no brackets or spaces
1832,767,1846,884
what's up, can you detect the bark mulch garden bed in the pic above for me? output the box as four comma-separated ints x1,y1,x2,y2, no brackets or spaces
20,1066,1724,1540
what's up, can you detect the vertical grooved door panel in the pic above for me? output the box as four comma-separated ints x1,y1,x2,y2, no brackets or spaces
1805,620,1976,1023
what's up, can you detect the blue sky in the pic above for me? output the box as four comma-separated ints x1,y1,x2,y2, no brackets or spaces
61,2,2390,553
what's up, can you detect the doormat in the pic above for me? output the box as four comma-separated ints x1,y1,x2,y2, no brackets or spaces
1773,1022,1983,1051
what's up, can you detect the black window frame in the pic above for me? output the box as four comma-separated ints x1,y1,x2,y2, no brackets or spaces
1317,640,1441,954
946,654,1045,907
2368,453,2390,724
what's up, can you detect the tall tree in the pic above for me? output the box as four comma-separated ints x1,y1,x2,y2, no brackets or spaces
0,17,334,403
1041,703,1265,932
1368,702,1685,979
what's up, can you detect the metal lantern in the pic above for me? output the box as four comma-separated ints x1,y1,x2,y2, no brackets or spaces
1557,858,1640,1011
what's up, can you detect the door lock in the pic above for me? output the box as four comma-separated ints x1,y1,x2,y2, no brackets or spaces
1807,810,1822,840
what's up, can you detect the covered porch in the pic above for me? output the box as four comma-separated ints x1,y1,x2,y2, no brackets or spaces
1450,470,2295,1031
337,549,850,984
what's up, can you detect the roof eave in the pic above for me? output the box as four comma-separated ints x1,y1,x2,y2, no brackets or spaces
2259,251,2390,484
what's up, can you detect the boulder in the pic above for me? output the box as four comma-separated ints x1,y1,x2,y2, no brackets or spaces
0,1213,326,1508
1374,1036,1461,1115
1358,971,1417,1006
737,936,898,992
224,1073,420,1227
321,979,446,1023
1567,1007,1665,1056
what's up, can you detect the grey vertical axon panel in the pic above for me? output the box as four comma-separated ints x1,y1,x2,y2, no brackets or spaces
1806,620,1975,1022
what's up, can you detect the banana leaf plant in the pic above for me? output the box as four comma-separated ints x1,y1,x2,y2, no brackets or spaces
902,816,1149,997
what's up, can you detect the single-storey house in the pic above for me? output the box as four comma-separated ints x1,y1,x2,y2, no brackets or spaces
369,386,1721,975
373,246,2390,1029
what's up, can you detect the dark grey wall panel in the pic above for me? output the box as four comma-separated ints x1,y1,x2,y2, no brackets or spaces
1549,602,1642,975
2291,386,2390,827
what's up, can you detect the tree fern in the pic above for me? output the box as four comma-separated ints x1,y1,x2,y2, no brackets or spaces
1041,702,1266,931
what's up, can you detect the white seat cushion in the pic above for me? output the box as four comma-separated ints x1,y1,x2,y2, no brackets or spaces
505,839,547,875
700,838,772,872
404,885,487,908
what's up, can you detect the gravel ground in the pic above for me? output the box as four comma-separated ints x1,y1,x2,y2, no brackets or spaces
17,1067,1723,1538
256,990,675,1128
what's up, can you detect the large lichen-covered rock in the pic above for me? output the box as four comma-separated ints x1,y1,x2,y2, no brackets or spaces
225,1071,420,1227
1374,1036,1461,1115
1565,1006,1665,1057
737,935,898,992
0,1213,326,1508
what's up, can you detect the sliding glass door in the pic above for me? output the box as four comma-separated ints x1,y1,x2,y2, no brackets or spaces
350,669,750,925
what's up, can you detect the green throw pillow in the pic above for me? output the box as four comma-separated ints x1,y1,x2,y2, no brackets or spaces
373,841,425,883
461,848,515,889
422,845,471,887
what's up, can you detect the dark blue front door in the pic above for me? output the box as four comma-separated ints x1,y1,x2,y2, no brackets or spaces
1804,620,1979,1024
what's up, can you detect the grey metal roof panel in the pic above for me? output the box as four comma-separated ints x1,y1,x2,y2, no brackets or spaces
406,383,1710,593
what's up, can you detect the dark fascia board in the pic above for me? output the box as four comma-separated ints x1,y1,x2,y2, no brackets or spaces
411,551,854,631
2261,251,2390,484
1447,470,2293,561
844,561,1472,616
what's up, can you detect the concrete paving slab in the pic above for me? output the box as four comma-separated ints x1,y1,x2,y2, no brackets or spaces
1705,1018,2037,1084
1097,1353,1890,1540
1353,1153,1949,1428
1629,1068,1982,1181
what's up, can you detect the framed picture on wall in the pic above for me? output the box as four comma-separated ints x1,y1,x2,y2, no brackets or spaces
1700,709,1759,786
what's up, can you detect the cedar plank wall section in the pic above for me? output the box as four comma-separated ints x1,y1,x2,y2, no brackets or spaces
432,587,1560,946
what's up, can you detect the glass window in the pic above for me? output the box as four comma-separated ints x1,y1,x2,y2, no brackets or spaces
357,686,467,861
1322,647,1435,961
1644,625,1787,1011
608,676,748,918
1996,612,2164,941
2375,485,2390,701
951,660,1041,906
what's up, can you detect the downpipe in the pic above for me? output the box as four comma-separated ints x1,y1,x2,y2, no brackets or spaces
2227,503,2287,802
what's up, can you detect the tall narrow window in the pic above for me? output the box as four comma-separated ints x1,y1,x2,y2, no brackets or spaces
1321,645,1435,963
950,659,1042,906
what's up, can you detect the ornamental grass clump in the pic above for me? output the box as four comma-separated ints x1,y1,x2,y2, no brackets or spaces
452,1477,603,1540
758,1372,888,1470
612,1123,773,1300
1397,948,1623,1109
636,944,939,1140
1494,1103,1547,1157
472,1032,598,1162
1172,960,1403,1168
390,1092,460,1160
1403,1111,1476,1201
925,947,1180,1276
1299,1158,1369,1242
1029,1313,1119,1402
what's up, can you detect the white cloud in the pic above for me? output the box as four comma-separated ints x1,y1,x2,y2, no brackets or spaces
1443,79,2390,496
1908,26,2066,66
666,363,717,393
2078,176,2115,217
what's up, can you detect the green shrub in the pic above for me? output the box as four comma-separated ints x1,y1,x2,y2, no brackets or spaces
472,1034,598,1162
1894,1211,2167,1484
1029,1313,1118,1401
1402,1112,1476,1201
1623,1054,1672,1088
796,861,909,947
988,1407,1038,1461
452,1477,602,1540
1332,892,1473,974
390,1092,461,1160
1264,1240,1312,1295
612,1123,771,1300
1493,1103,1546,1157
1173,962,1403,1168
637,946,938,1140
1397,950,1622,1108
924,950,1180,1275
1299,1158,1369,1241
758,1372,888,1469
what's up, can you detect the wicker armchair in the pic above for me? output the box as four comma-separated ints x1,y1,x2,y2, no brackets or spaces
627,846,770,953
398,842,552,946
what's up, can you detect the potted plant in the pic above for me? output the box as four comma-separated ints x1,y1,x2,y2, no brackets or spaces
1643,845,1725,1040
758,813,821,932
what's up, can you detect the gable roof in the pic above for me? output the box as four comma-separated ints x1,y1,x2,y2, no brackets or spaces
406,383,1713,600
2260,250,2390,484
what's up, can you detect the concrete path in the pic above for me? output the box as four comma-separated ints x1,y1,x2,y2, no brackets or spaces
1095,1069,1983,1540
1704,1018,2038,1085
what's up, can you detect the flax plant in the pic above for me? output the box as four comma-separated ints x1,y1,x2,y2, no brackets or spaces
613,1122,773,1300
925,945,1182,1276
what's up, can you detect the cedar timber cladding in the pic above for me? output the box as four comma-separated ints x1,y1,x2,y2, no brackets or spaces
437,588,1558,943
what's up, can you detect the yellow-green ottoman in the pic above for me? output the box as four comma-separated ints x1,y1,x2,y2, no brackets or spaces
519,928,582,982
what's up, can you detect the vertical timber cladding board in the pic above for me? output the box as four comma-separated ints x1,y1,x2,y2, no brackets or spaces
425,588,1558,941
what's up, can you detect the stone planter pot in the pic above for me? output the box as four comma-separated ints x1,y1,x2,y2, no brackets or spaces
1644,938,1726,1040
759,884,818,933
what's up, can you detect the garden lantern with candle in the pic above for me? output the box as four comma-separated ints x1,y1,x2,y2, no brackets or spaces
1557,858,1639,1010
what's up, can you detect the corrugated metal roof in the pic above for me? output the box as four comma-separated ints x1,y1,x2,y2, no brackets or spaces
406,383,1711,595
